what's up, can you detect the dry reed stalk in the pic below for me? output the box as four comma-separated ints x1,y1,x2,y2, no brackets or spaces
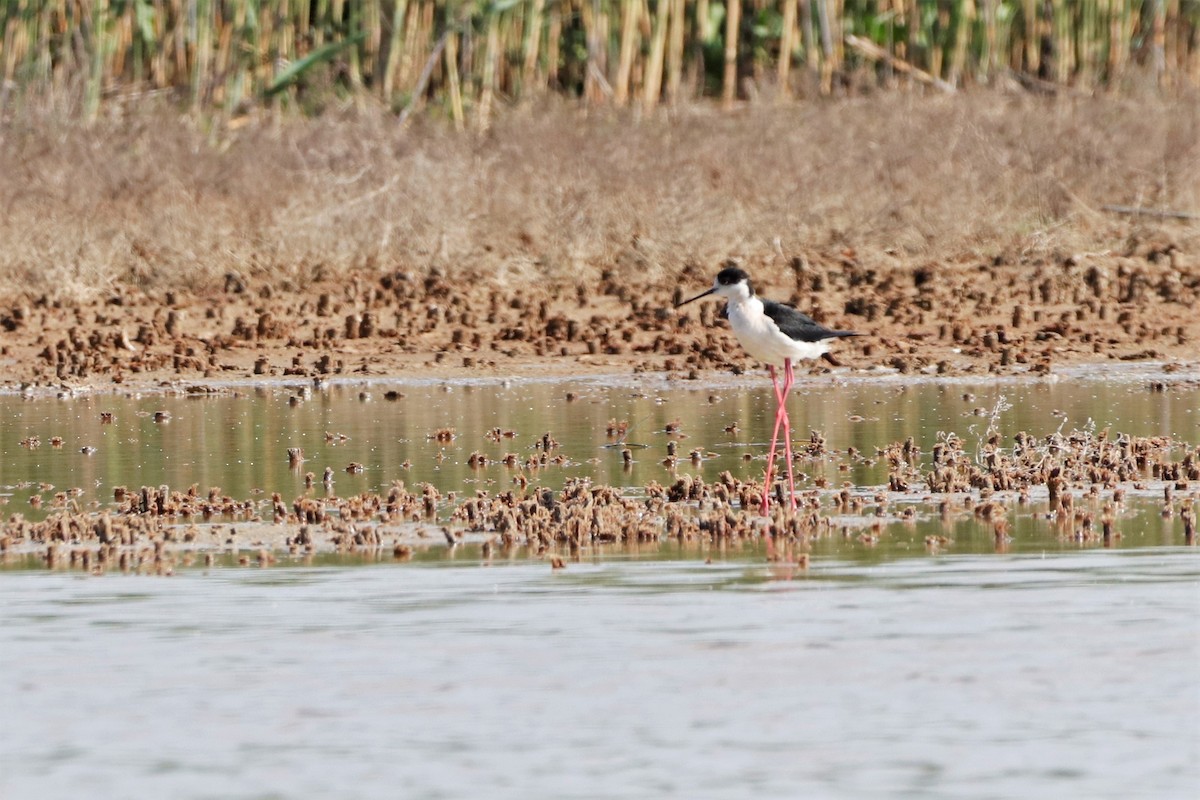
665,0,685,103
931,2,948,81
521,0,545,94
948,0,976,87
1109,0,1130,80
832,0,846,75
413,2,436,96
802,0,819,75
614,0,639,105
595,1,612,93
582,0,614,104
1151,0,1166,84
344,1,364,91
477,9,499,131
400,29,452,124
723,0,741,107
1021,0,1040,74
696,0,710,40
643,0,670,111
444,31,464,131
546,4,561,91
846,35,956,92
1082,0,1101,87
397,1,422,91
778,0,798,98
980,0,998,80
363,0,383,85
817,0,835,93
1052,0,1073,84
213,16,233,108
383,0,409,100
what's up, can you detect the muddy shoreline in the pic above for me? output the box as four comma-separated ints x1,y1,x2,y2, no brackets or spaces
2,243,1197,398
2,359,1197,400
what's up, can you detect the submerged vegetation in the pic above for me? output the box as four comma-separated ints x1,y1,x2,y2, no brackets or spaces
0,1,1197,120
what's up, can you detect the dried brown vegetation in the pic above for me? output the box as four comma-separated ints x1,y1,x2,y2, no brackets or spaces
0,93,1197,387
2,93,1196,296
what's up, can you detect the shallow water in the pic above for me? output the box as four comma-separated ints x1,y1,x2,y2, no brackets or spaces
2,372,1197,798
2,372,1198,514
1,549,1196,799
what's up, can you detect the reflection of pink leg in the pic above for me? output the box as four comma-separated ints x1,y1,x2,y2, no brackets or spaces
763,366,786,516
781,359,797,510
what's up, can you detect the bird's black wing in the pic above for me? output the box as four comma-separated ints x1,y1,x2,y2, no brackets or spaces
762,300,858,342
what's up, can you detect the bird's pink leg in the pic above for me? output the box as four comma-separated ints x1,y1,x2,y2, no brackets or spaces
762,365,786,516
781,358,797,510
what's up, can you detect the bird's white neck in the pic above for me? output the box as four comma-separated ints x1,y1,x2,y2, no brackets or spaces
718,281,754,305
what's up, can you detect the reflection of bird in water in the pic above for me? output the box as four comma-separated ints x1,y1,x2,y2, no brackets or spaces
677,266,860,515
603,414,653,450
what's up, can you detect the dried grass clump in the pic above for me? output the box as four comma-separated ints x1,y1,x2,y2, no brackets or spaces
0,91,1195,301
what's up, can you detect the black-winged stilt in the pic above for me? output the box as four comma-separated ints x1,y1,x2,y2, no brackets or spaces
676,266,860,514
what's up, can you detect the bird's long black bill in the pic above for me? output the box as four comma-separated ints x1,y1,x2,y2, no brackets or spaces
675,287,716,307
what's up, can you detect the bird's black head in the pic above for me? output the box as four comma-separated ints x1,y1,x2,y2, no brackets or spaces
715,266,751,292
675,265,753,308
